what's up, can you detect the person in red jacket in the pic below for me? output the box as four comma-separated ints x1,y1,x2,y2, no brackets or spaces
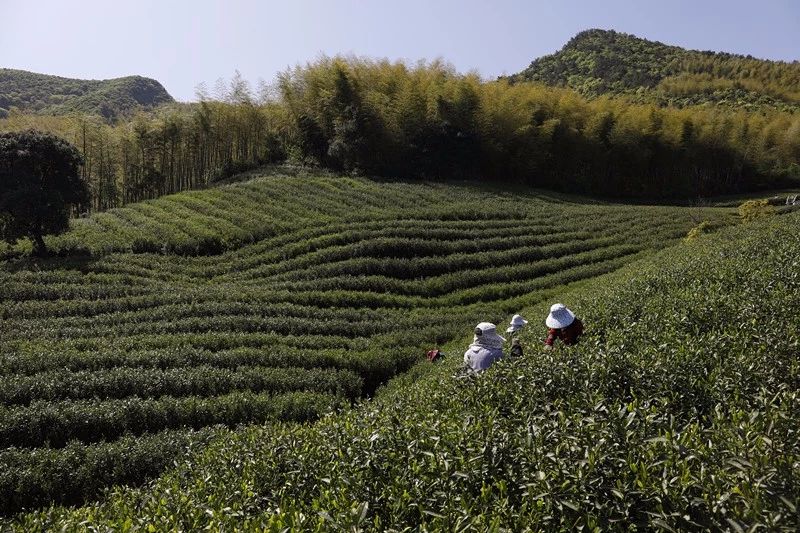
544,303,583,349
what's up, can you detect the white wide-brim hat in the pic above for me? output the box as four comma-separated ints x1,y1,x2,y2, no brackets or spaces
546,304,575,329
475,321,506,343
506,314,529,333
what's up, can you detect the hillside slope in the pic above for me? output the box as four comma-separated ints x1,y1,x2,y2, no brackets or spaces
510,29,800,111
0,68,174,121
7,206,799,530
0,170,733,515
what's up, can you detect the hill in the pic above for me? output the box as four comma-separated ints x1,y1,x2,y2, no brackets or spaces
0,68,174,121
509,29,800,112
0,170,736,515
4,177,798,529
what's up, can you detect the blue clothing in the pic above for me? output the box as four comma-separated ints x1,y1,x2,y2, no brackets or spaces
463,345,503,372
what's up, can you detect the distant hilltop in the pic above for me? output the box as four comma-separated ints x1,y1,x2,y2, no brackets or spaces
0,68,174,121
508,28,800,112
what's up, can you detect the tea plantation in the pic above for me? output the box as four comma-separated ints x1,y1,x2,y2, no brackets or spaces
4,170,794,530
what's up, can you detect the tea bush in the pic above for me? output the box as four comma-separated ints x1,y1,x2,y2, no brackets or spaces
684,220,711,241
6,211,796,530
0,172,736,516
738,199,776,222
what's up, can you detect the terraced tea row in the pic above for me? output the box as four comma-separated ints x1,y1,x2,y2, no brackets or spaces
0,428,218,513
2,212,703,302
0,346,379,377
0,172,734,514
0,391,340,449
0,366,362,405
45,173,590,256
8,208,796,531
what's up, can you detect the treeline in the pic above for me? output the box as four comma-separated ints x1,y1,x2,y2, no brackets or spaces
1,58,799,208
276,57,800,196
0,78,285,211
665,53,800,104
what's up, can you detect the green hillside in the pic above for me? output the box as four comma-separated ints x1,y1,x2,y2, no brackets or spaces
0,170,735,515
510,29,800,112
0,68,174,121
4,181,798,530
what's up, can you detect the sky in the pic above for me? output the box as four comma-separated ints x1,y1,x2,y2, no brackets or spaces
2,0,798,102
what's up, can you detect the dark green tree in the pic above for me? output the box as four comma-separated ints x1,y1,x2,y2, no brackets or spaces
0,130,87,256
326,65,374,173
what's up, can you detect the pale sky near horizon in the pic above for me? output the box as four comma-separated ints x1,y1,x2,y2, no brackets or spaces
2,0,798,102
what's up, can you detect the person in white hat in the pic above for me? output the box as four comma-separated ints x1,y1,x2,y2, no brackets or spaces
506,314,528,357
464,322,505,372
544,303,583,349
506,314,528,334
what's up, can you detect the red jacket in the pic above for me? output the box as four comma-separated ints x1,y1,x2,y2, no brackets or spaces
545,318,584,346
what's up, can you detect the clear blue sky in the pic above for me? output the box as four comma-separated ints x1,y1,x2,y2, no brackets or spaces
2,0,798,101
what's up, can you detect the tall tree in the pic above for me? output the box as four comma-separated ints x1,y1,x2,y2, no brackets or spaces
0,130,87,255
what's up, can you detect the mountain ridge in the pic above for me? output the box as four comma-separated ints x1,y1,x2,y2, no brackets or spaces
0,68,174,121
509,28,800,112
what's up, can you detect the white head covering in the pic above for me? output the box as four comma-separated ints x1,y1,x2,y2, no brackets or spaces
506,314,529,333
546,303,575,329
471,322,505,349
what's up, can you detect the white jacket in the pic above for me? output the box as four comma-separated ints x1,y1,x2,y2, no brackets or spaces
463,345,503,372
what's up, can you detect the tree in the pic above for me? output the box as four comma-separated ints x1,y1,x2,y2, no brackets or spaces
326,66,365,171
0,130,87,256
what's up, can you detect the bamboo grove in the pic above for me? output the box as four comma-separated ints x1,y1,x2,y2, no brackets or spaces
1,57,799,212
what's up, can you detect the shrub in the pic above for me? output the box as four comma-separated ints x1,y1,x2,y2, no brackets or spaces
8,211,798,530
0,176,741,517
684,220,711,241
738,199,775,222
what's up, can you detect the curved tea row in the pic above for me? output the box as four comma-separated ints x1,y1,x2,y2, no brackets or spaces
0,172,731,513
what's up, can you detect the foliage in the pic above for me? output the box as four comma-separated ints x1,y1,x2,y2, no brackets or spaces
0,391,342,449
0,171,714,257
0,97,286,211
4,57,800,215
738,199,777,222
0,68,174,121
6,209,798,531
0,130,88,255
277,57,800,197
0,173,732,514
684,220,711,241
510,29,800,112
0,427,219,513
